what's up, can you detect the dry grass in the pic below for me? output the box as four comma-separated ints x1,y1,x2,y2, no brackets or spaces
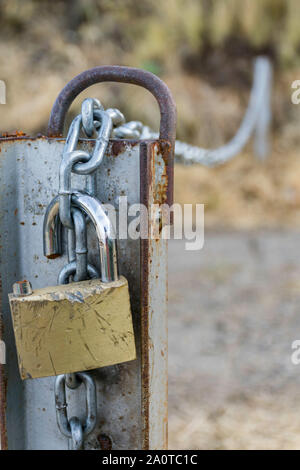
169,394,300,450
175,142,300,229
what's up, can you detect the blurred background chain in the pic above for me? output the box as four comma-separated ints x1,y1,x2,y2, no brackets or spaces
116,57,272,166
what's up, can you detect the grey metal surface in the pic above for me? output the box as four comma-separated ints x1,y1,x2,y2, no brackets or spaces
0,137,168,449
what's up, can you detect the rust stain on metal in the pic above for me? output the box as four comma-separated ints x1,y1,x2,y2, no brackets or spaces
0,366,7,450
140,141,169,449
1,131,27,138
46,253,60,260
157,140,173,224
157,140,172,164
111,140,126,157
110,140,139,157
0,134,63,144
0,277,7,450
159,139,173,208
97,434,112,450
140,142,151,450
153,142,169,208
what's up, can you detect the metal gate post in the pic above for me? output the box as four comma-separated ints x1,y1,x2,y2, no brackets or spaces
0,67,176,450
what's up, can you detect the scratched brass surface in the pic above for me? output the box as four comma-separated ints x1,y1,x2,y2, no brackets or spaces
9,276,136,380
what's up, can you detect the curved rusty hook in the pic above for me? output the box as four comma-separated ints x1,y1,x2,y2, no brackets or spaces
47,65,176,206
47,65,176,144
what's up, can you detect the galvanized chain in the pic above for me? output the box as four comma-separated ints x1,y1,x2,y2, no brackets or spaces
56,209,98,449
59,207,99,285
114,56,273,165
52,98,135,449
60,206,99,397
55,99,108,449
55,372,97,450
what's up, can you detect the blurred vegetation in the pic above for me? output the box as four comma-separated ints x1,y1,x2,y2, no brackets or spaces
0,0,298,135
2,0,300,71
0,0,300,227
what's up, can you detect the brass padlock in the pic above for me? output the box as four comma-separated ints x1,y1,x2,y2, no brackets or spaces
9,192,136,380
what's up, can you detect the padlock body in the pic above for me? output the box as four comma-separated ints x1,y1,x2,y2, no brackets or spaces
9,276,136,379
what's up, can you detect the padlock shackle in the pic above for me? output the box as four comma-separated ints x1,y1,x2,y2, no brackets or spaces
43,192,118,283
72,191,119,283
47,65,176,147
43,195,62,259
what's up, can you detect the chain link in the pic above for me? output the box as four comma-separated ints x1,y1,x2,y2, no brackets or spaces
51,98,147,448
113,56,272,165
55,372,97,450
52,98,131,449
54,99,107,448
69,417,84,450
81,98,103,137
56,206,98,447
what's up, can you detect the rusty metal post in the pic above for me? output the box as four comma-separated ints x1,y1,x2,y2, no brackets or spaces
0,66,176,449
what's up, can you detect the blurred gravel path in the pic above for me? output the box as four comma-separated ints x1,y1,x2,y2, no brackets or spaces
168,231,300,449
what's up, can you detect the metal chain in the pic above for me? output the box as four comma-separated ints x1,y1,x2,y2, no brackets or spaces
114,56,273,165
55,208,98,449
62,207,99,393
60,208,99,285
53,99,130,449
59,99,130,230
54,99,108,449
55,372,97,450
